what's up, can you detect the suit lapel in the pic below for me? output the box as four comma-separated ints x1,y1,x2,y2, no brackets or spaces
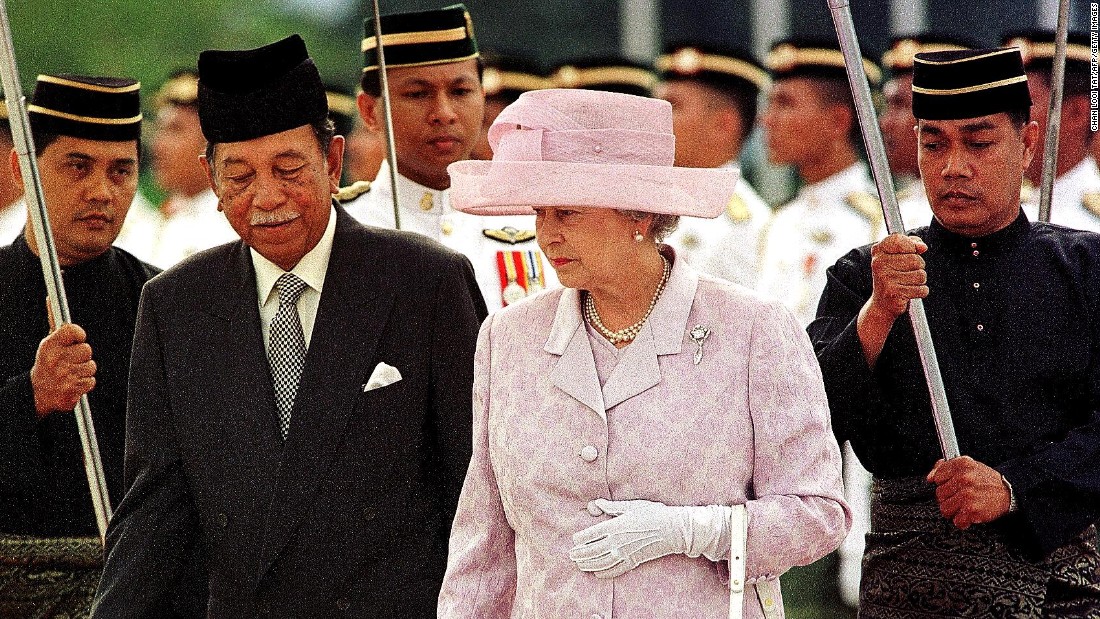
601,251,698,409
601,325,661,410
204,241,285,453
256,208,397,574
546,288,607,421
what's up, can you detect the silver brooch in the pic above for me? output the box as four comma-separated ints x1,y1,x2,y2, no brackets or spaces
689,325,710,365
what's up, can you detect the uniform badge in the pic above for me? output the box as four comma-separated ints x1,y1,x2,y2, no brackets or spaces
483,227,537,244
419,192,435,212
497,250,547,306
809,228,833,245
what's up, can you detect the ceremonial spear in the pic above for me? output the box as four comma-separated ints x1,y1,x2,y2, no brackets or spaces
0,0,112,539
369,0,402,229
1038,0,1072,223
826,0,961,460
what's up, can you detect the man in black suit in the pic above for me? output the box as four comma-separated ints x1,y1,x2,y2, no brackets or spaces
92,34,487,618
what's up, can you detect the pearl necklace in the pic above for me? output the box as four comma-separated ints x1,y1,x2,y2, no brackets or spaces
584,256,671,345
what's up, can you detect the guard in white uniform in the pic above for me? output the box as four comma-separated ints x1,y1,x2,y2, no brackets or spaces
758,38,884,327
1005,30,1100,231
653,44,773,289
881,35,973,231
115,70,235,268
349,4,555,311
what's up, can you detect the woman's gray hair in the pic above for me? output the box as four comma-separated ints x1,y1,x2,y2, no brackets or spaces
618,210,680,242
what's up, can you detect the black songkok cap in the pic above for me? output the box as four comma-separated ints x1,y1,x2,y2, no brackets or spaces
1002,29,1092,73
28,74,141,142
362,4,479,74
550,56,657,97
656,43,770,98
767,37,882,86
481,54,549,103
912,47,1032,120
198,34,328,144
882,34,973,75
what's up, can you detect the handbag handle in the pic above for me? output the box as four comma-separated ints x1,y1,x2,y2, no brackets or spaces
729,504,748,619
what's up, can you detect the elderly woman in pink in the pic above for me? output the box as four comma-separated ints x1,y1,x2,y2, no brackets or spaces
437,88,848,618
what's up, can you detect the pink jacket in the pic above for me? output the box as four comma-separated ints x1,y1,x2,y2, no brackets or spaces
439,254,849,618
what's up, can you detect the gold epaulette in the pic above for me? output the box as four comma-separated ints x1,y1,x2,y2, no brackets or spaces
483,226,536,244
1083,192,1100,219
335,180,372,202
726,193,752,222
845,191,882,221
847,191,885,238
1020,179,1038,205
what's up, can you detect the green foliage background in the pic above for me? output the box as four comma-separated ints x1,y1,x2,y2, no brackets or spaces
6,1,363,109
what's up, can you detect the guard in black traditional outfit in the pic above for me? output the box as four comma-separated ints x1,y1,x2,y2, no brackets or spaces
0,74,156,616
810,47,1100,617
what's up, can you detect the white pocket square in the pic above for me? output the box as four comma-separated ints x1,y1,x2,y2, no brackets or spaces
363,362,402,392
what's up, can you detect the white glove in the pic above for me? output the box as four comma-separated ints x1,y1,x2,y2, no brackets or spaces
569,498,733,579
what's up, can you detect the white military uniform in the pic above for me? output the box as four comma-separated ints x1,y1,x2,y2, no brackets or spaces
895,176,935,231
666,162,772,289
116,188,236,269
0,200,24,245
342,160,557,312
1021,156,1100,232
758,162,882,327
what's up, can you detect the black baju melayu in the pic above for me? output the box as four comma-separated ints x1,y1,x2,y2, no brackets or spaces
810,212,1100,617
0,234,157,615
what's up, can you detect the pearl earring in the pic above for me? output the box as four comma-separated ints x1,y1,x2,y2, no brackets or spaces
633,230,644,242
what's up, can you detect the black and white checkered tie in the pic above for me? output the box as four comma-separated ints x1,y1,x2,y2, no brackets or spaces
268,272,308,439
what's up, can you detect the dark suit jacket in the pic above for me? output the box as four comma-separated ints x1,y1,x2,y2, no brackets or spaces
92,205,487,618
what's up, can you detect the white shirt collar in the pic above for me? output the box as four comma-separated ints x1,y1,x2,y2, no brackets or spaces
252,205,337,307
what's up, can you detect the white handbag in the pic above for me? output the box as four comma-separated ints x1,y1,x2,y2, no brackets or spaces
729,505,782,619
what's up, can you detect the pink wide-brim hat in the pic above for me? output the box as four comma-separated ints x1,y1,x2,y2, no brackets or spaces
448,88,739,217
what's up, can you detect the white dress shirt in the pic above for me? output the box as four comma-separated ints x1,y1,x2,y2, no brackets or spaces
252,205,336,351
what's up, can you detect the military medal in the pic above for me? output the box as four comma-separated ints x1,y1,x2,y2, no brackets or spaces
497,251,527,306
524,250,545,293
689,325,710,365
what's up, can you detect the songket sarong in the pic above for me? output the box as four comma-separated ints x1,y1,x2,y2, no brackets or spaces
0,535,101,619
859,477,1100,619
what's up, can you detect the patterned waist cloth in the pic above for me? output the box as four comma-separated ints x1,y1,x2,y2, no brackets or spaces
859,476,1100,619
0,535,101,619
